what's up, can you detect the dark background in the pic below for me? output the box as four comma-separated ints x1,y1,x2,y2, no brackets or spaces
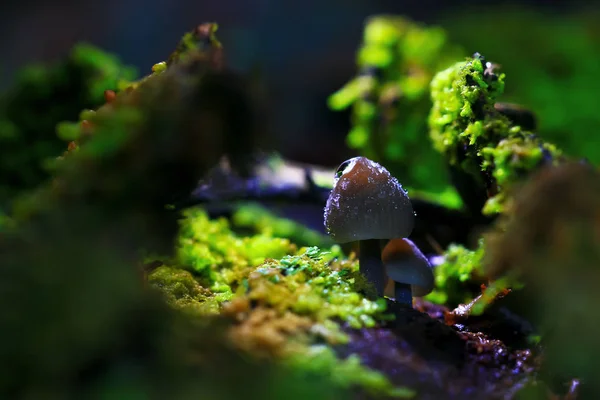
0,0,596,166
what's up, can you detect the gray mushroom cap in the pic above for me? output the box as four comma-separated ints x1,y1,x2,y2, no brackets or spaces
324,157,414,244
382,238,434,297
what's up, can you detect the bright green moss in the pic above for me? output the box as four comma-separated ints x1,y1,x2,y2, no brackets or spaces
429,56,506,160
429,54,563,214
425,240,485,306
242,246,389,329
148,213,405,397
285,345,415,398
176,207,297,289
443,8,600,165
231,203,333,247
156,208,390,329
328,16,464,207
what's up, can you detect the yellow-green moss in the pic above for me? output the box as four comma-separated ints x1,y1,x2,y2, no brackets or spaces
170,208,389,330
148,265,224,316
241,246,389,329
148,208,405,397
176,207,297,290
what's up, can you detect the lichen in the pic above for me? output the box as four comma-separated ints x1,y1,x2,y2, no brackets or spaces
328,15,464,207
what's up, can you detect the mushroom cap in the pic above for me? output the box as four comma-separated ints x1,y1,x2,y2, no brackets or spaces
323,157,414,243
382,238,434,297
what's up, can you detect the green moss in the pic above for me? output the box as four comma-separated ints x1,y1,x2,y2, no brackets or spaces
231,203,333,247
428,54,563,214
328,15,464,207
176,207,297,290
148,265,224,316
152,208,389,330
242,246,389,329
148,211,405,397
443,7,600,165
425,240,485,306
285,345,415,398
0,43,137,204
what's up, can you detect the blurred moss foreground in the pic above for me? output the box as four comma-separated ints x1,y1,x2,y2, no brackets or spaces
0,44,137,204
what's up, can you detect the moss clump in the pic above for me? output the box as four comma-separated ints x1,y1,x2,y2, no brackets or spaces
233,247,388,329
157,208,387,330
443,7,600,165
149,209,404,397
231,203,333,247
328,15,464,207
147,265,224,316
425,240,485,306
218,246,404,395
429,53,563,215
0,44,137,204
285,345,415,398
176,207,297,290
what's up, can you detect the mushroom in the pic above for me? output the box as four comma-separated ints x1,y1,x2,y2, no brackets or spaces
324,157,414,297
382,238,434,306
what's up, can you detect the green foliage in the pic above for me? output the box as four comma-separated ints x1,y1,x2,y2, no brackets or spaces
443,7,600,164
328,15,464,207
0,43,137,204
429,54,563,214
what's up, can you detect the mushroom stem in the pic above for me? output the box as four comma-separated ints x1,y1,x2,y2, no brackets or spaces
359,239,386,297
394,282,413,306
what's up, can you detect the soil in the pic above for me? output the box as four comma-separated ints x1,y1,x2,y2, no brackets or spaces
335,299,544,400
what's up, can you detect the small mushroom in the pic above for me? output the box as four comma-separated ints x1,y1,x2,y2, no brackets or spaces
382,238,434,306
324,157,414,297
